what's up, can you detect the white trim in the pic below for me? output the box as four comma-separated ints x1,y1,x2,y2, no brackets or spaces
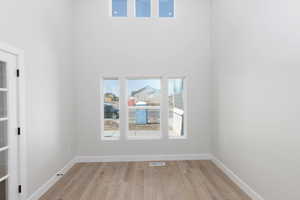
134,0,152,18
126,77,163,140
0,146,9,152
26,158,76,200
100,74,188,141
126,135,162,140
158,0,176,18
0,175,9,182
0,88,8,91
0,117,8,121
100,77,121,141
110,0,129,18
75,154,212,163
0,42,26,200
167,76,188,139
212,157,265,200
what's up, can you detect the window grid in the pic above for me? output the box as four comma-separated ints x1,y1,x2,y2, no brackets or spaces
101,75,186,141
111,0,175,18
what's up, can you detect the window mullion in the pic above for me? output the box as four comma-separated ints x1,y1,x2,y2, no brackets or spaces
161,76,168,140
120,77,127,141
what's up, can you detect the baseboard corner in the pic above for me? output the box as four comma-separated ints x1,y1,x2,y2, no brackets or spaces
211,156,264,200
26,157,76,200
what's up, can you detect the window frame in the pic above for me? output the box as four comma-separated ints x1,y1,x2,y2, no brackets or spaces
125,76,163,140
167,76,187,139
134,0,152,18
110,0,128,17
109,0,176,18
158,0,176,18
100,77,121,141
100,75,187,141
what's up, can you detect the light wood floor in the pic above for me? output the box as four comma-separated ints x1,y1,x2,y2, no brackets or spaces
40,161,251,200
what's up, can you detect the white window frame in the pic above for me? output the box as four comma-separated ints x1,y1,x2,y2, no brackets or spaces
109,0,176,18
100,75,187,141
158,0,176,18
167,76,187,139
125,77,163,140
100,77,121,141
110,0,129,17
134,0,152,18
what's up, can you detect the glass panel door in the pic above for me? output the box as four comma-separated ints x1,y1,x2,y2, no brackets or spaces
0,61,8,200
0,51,19,200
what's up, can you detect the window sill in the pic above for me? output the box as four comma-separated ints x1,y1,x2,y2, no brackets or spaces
126,136,162,141
168,136,187,140
101,137,120,141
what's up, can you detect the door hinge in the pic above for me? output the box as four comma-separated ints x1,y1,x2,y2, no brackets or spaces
17,127,21,135
18,185,22,193
16,69,20,77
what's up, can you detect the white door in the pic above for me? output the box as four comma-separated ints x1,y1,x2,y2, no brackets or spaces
0,50,19,200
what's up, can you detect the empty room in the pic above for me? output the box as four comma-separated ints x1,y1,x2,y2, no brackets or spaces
0,0,299,199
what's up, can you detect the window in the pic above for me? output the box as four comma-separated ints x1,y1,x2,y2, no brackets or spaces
168,78,185,138
112,0,127,17
102,78,120,139
127,78,161,139
159,0,174,17
135,0,151,17
101,76,186,140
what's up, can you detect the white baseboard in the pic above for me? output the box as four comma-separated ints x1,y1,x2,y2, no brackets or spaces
212,157,264,200
27,158,76,200
75,153,213,163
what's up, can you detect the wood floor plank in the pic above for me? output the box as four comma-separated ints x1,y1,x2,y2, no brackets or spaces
40,161,251,200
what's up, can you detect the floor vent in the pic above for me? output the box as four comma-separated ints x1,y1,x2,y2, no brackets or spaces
149,162,166,167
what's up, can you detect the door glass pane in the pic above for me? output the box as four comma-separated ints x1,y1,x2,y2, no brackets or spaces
0,92,7,118
112,0,127,17
0,150,8,179
168,78,185,137
0,121,7,148
127,79,161,138
136,0,151,17
0,62,6,88
159,0,174,17
0,179,8,200
103,78,120,139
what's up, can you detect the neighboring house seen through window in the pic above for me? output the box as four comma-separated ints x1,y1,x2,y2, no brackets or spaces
127,79,161,139
101,76,186,140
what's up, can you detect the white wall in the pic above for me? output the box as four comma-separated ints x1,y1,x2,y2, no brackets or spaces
212,0,300,199
0,0,75,197
73,0,212,156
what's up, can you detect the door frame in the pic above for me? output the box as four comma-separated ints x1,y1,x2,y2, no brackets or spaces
0,42,27,200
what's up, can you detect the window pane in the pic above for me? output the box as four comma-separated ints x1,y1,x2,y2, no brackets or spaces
0,179,8,200
0,92,7,118
127,79,161,138
159,0,174,17
112,0,127,17
0,62,6,88
103,79,120,139
168,78,185,137
136,0,151,17
0,150,8,179
0,121,7,148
